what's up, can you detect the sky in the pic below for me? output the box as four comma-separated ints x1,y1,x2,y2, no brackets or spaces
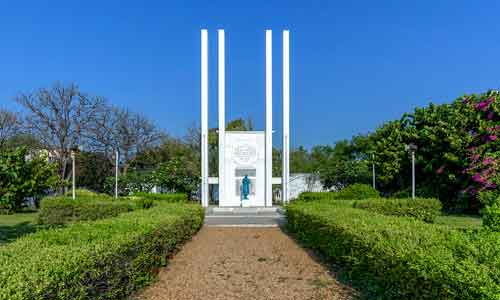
0,0,499,148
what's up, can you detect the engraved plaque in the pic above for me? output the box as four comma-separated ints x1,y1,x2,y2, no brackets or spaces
232,143,257,165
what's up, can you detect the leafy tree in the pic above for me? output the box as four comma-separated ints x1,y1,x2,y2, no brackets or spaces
154,158,199,198
76,151,113,193
312,142,370,189
0,147,59,212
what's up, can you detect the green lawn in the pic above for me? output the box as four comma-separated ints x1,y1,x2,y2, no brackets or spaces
435,214,482,230
0,212,38,245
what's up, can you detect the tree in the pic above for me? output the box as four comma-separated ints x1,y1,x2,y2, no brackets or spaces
311,141,370,189
154,158,199,198
0,147,59,212
132,136,199,172
88,106,164,174
76,151,113,193
0,109,21,149
15,83,104,184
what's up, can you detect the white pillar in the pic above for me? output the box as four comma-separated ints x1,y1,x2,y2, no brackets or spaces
282,30,290,204
201,29,209,207
265,30,273,207
218,29,225,206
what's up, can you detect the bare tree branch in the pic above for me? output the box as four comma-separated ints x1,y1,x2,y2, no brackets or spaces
0,109,21,148
15,82,105,182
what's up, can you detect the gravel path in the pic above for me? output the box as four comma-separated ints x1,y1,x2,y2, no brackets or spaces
135,227,355,300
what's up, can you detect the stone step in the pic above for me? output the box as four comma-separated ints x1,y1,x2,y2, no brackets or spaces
206,206,282,215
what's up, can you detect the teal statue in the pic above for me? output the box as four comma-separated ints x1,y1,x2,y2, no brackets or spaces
242,175,250,200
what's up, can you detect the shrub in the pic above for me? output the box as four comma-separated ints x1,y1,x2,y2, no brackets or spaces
286,201,500,299
297,192,337,202
64,188,99,197
483,203,500,231
0,202,204,300
297,184,380,202
38,196,133,225
0,147,59,213
353,198,442,223
133,192,188,203
478,190,500,208
334,183,380,199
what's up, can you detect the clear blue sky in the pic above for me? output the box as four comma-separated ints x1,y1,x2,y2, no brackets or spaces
0,1,499,148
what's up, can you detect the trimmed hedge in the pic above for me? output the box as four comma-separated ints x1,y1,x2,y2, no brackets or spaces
483,203,500,232
38,196,133,226
133,192,187,203
298,184,380,202
0,202,204,300
353,198,442,223
286,201,500,299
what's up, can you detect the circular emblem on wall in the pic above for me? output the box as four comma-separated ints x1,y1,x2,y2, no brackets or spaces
232,143,257,165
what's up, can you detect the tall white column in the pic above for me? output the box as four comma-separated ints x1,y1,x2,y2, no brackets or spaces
218,29,225,206
265,30,273,207
201,29,209,207
282,30,290,204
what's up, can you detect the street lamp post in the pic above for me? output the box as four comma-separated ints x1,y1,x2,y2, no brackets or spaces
405,143,418,199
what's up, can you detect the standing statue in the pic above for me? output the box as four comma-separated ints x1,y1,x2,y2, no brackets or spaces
242,175,250,200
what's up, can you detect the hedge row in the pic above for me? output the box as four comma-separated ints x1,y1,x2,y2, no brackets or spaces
299,184,380,201
0,202,204,300
38,196,134,225
132,192,187,202
353,198,442,223
286,201,500,299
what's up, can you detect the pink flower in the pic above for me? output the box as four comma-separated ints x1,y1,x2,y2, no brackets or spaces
436,166,445,174
483,157,494,165
489,135,498,141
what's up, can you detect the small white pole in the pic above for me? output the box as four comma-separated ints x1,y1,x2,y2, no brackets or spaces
71,150,76,200
372,153,376,189
115,150,119,199
412,150,415,199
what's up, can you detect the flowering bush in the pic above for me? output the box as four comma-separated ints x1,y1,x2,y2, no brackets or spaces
462,91,500,200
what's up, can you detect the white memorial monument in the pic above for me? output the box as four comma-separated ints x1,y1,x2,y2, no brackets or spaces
200,29,290,208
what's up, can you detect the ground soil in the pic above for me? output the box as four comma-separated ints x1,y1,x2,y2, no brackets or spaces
134,227,355,300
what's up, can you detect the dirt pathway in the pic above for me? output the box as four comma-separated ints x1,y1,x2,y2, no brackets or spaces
135,227,355,300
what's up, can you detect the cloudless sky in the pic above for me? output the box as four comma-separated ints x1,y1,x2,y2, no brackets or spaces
0,1,499,148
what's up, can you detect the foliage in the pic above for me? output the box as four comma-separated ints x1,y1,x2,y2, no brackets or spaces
0,147,59,213
38,195,133,226
104,170,156,196
296,184,379,202
154,158,199,197
353,198,442,223
64,188,99,197
75,151,114,193
365,91,500,212
133,192,187,203
482,203,500,232
286,201,500,299
478,190,500,207
333,183,380,200
312,141,371,189
0,202,204,300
